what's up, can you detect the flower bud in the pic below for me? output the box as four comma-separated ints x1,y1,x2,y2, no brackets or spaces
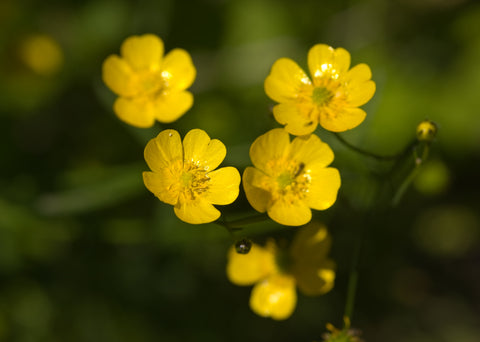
416,120,437,142
235,239,252,254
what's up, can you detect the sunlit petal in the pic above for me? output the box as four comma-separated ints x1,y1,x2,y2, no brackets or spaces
273,103,318,136
305,168,341,210
152,90,193,123
121,34,164,71
243,167,271,213
142,170,178,205
268,198,312,226
249,274,297,320
174,197,220,224
144,129,183,171
161,48,196,91
204,167,241,205
249,128,290,174
265,58,311,103
319,107,367,132
102,55,139,97
113,97,156,128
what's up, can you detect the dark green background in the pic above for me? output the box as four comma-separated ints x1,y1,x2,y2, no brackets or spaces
1,0,480,341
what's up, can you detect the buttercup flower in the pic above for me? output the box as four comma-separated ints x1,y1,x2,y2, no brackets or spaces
143,129,241,224
243,128,341,226
227,222,336,320
264,44,375,135
102,34,196,128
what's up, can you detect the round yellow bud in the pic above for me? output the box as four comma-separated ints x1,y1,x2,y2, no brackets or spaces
416,120,437,142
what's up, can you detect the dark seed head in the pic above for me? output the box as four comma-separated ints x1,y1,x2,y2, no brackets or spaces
235,239,252,254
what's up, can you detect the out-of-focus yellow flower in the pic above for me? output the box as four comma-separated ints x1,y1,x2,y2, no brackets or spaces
227,222,336,320
243,128,341,226
19,34,63,76
264,44,375,135
102,34,196,128
143,129,240,224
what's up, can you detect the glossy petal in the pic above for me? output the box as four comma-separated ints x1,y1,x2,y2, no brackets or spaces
151,90,193,123
289,134,334,169
174,196,220,224
183,129,226,171
249,274,297,320
226,243,277,286
249,128,290,174
121,34,164,71
272,103,318,136
144,129,183,171
268,198,312,226
319,107,367,132
305,168,341,210
308,45,351,81
161,48,196,91
294,261,335,296
264,58,311,103
204,167,241,205
102,55,138,97
113,97,156,128
290,222,332,263
243,167,271,213
142,170,179,205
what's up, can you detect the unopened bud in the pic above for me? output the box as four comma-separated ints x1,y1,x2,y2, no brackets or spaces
235,238,252,254
416,120,437,142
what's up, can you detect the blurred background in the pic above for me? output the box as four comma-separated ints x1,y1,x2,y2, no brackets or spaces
1,0,480,341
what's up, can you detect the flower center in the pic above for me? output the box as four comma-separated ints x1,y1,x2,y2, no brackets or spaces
139,70,165,97
312,86,333,107
180,164,210,201
270,161,310,200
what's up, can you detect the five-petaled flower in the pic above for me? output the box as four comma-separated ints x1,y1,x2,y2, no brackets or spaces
264,44,375,136
243,128,341,226
227,222,336,320
143,129,241,224
102,34,196,128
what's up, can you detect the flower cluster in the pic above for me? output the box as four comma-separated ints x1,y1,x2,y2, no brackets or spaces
227,222,335,320
102,35,376,323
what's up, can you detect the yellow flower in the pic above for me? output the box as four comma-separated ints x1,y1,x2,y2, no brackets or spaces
19,34,63,76
243,128,341,226
416,119,437,142
143,129,241,224
227,222,335,320
264,44,375,135
102,34,196,128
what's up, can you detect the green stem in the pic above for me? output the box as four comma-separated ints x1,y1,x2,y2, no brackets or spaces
214,213,269,234
391,143,430,206
333,132,417,161
343,270,358,325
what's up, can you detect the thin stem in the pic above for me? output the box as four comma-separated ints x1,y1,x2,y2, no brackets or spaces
213,213,270,234
333,132,417,161
391,143,430,207
343,270,358,325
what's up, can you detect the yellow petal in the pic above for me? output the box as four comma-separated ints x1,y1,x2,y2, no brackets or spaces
161,48,196,91
142,170,178,205
249,128,290,174
144,129,183,171
294,261,335,296
174,196,220,224
243,167,271,213
226,243,277,286
264,58,311,103
272,103,318,136
204,167,241,205
249,274,297,320
102,55,138,97
347,84,375,108
305,168,341,210
121,34,164,71
113,97,156,128
268,198,312,226
345,64,375,106
289,133,334,169
319,107,367,132
308,44,351,81
290,221,332,263
152,90,193,123
182,129,226,171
